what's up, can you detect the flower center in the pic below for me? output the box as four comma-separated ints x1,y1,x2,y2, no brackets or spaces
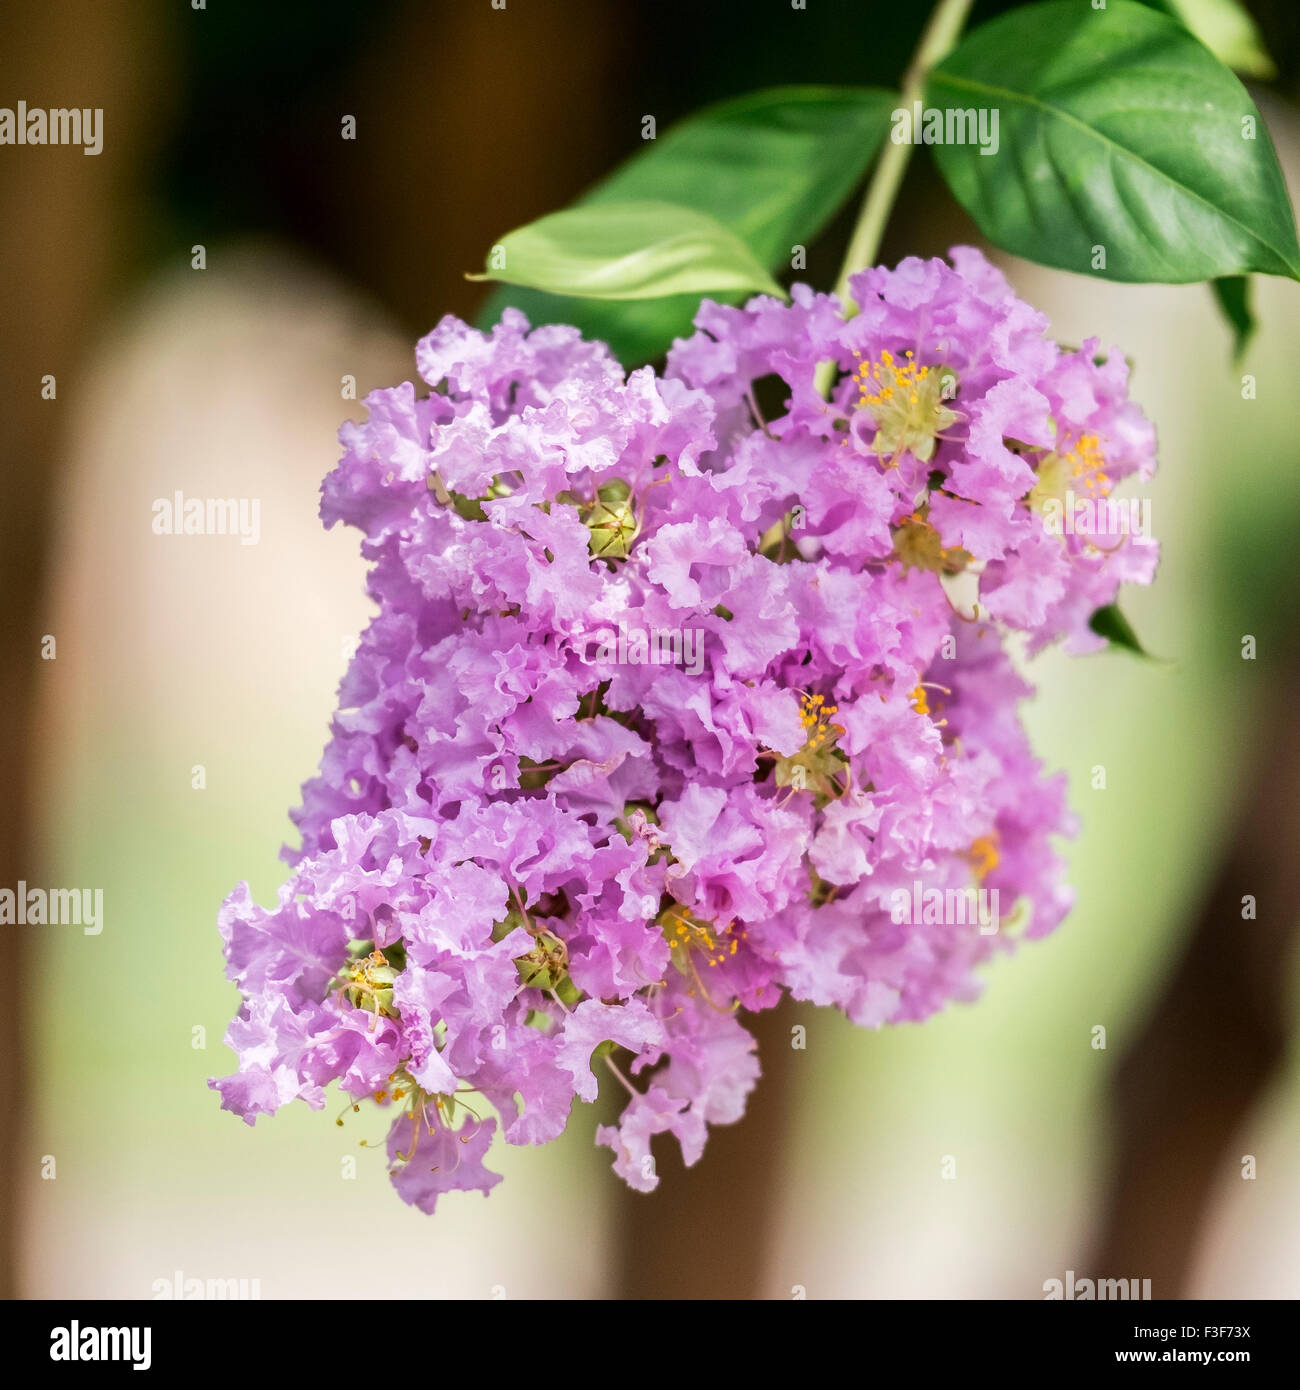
853,349,958,464
771,693,848,802
799,692,841,749
1029,431,1111,510
514,926,572,992
660,907,740,969
337,943,404,1020
561,478,639,561
967,834,1000,881
892,509,970,574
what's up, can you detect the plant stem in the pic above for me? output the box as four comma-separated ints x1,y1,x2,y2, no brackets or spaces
816,0,975,396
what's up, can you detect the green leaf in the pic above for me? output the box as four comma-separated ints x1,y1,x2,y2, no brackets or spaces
1210,275,1255,360
927,0,1300,283
1089,602,1157,659
476,85,896,364
578,86,897,269
470,201,783,301
1139,0,1276,79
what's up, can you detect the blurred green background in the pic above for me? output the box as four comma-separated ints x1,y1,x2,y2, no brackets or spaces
5,0,1300,1298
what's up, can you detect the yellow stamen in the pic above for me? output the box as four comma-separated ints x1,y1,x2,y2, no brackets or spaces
967,834,1000,881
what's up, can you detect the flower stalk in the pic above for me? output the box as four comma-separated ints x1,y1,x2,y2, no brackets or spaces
816,0,976,396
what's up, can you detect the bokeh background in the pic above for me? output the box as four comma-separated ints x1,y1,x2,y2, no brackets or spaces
4,0,1300,1299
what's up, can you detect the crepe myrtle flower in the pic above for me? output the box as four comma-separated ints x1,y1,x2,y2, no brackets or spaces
212,248,1154,1211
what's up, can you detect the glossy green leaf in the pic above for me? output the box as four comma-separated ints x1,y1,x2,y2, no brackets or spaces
469,201,783,301
928,0,1300,283
1140,0,1276,79
476,85,896,363
1089,602,1157,659
1210,276,1255,361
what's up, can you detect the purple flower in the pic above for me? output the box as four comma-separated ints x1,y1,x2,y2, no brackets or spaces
213,250,1155,1208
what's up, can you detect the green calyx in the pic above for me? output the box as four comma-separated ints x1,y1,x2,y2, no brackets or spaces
428,470,515,521
563,479,639,561
493,910,583,1002
338,939,406,1019
515,927,581,1001
892,509,970,575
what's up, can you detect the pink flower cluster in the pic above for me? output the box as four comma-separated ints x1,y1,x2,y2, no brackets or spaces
212,248,1157,1209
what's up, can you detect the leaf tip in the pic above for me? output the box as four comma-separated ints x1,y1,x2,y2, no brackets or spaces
1088,602,1167,663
